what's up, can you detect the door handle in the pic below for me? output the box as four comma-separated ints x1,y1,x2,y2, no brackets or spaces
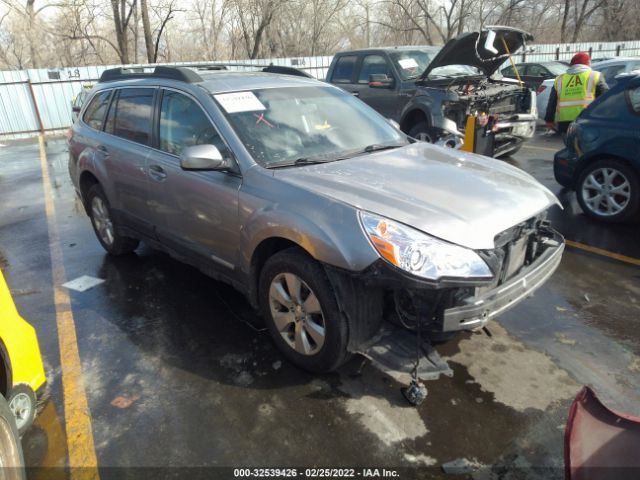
148,164,167,181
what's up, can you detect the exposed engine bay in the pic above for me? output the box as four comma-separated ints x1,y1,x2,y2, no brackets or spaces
439,79,534,131
413,76,537,156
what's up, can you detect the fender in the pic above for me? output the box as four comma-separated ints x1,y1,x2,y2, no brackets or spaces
241,202,377,277
76,147,118,210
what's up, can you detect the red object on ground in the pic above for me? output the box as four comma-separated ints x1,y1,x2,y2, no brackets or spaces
570,52,591,66
565,386,640,480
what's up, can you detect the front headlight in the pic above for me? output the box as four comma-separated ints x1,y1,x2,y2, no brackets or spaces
359,211,493,281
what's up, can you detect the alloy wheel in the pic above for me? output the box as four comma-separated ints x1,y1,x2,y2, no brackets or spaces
8,393,32,433
91,196,114,245
581,167,631,217
268,273,326,356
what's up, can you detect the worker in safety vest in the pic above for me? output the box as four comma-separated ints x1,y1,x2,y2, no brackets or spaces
544,52,608,133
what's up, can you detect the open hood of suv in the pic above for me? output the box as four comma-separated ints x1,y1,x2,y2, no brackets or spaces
421,26,533,79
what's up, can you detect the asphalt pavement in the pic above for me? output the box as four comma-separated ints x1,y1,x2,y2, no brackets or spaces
0,132,638,479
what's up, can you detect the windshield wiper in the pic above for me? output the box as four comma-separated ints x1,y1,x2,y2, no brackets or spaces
267,157,334,169
363,144,404,153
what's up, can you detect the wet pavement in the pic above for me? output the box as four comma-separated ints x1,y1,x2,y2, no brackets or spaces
0,133,639,479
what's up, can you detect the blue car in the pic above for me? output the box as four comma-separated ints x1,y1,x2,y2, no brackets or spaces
554,73,640,222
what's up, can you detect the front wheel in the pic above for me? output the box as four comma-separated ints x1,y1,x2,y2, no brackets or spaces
408,122,440,143
576,159,639,223
0,394,26,479
259,248,350,372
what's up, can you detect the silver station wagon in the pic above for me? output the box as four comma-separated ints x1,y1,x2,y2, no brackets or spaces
68,66,564,376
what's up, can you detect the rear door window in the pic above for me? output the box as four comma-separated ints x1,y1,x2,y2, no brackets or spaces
501,66,515,76
358,55,393,84
159,90,227,156
525,64,547,77
331,55,357,83
107,88,155,145
82,91,112,130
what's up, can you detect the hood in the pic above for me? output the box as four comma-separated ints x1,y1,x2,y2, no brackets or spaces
421,26,534,79
275,143,559,250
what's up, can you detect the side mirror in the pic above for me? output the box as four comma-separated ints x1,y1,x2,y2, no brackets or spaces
180,144,229,171
369,74,394,89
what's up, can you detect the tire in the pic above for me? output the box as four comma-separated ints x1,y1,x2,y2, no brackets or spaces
86,184,139,255
259,248,350,372
408,122,440,143
0,394,26,480
576,159,640,223
7,385,36,437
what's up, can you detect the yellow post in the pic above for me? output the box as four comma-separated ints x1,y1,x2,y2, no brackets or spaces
461,115,476,152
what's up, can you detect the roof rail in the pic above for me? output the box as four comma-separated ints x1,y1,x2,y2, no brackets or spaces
261,65,314,78
99,66,203,83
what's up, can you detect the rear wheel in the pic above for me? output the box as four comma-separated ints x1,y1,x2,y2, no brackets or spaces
0,394,26,480
7,385,35,437
87,184,139,255
576,159,639,222
259,248,350,372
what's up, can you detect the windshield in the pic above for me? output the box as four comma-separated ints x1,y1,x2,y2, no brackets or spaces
215,86,406,167
545,62,568,76
390,48,438,80
390,48,481,79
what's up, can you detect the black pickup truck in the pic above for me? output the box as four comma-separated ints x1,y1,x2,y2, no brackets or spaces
325,27,538,158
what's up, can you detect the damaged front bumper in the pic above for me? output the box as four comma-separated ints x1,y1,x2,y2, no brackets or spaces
442,234,564,331
333,224,564,339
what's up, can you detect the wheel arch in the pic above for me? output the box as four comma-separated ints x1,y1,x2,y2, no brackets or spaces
248,237,304,308
0,339,13,398
573,153,640,189
400,106,431,133
79,170,100,211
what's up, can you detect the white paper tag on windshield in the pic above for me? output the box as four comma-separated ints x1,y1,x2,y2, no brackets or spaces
398,58,419,69
214,91,266,113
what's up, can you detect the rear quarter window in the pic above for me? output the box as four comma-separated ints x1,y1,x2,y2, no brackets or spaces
588,89,626,120
626,86,640,114
331,55,357,83
82,91,112,130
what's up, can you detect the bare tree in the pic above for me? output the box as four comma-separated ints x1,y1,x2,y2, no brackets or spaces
560,0,606,42
232,0,289,59
110,0,136,63
193,0,230,60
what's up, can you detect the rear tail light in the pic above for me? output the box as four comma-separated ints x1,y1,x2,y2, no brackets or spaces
536,85,547,94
